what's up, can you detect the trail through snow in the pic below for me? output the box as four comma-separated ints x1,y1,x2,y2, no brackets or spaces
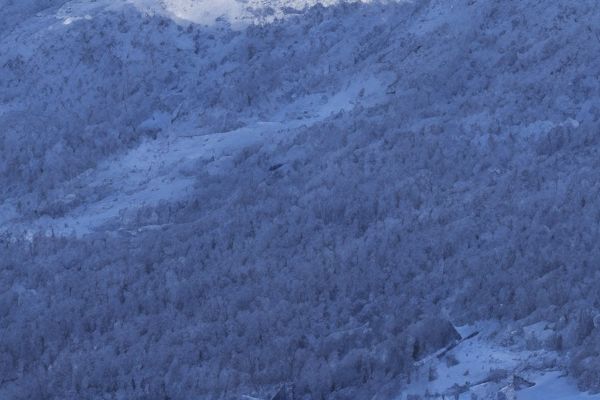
1,75,387,238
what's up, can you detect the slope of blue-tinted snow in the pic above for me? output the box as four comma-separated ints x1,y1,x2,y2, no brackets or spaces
518,372,600,400
400,321,600,399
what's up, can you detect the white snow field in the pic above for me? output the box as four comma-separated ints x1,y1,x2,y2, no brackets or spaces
2,0,600,399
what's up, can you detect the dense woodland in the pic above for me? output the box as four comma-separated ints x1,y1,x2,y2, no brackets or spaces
2,0,600,398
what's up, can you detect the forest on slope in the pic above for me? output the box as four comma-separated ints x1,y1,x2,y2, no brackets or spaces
2,0,600,399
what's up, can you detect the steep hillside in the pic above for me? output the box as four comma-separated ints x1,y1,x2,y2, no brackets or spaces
2,1,600,399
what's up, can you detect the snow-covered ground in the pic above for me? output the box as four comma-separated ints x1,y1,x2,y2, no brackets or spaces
401,321,600,399
518,372,600,400
1,121,283,237
54,0,368,28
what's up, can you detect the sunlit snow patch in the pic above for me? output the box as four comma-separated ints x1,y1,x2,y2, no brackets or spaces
126,0,246,26
54,0,376,28
128,0,374,26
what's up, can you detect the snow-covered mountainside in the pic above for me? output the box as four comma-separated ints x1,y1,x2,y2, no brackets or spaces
2,0,600,399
